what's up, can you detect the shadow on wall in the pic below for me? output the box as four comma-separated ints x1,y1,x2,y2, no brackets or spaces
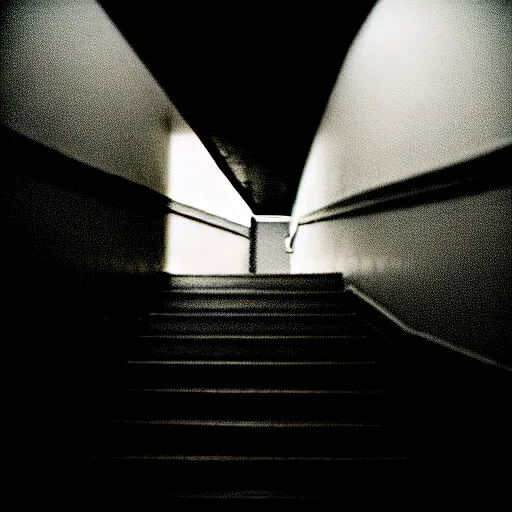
0,1,173,498
2,127,168,499
2,127,166,296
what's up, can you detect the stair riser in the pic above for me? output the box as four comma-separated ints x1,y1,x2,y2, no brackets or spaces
99,423,409,458
126,338,394,362
118,364,389,390
145,316,363,335
151,294,352,312
91,274,415,501
92,458,410,498
159,275,345,290
107,391,398,422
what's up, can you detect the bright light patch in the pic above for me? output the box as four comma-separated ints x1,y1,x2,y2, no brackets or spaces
167,132,253,227
164,130,253,274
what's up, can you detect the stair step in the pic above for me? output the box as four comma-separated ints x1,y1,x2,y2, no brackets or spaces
151,290,352,312
128,334,395,361
99,420,409,458
103,454,408,461
108,388,398,421
157,273,344,290
144,312,363,335
90,457,410,500
88,278,415,502
118,360,391,390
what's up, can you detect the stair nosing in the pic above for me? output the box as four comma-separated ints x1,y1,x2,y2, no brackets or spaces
105,455,408,462
125,360,378,366
119,388,385,394
109,419,387,428
157,289,349,296
146,312,357,318
137,334,369,340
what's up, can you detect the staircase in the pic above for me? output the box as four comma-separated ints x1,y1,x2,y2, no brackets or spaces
90,273,416,503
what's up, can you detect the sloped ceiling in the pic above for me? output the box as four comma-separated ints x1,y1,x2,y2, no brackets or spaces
98,2,377,214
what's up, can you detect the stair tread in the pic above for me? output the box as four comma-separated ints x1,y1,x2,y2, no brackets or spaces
147,312,357,318
138,334,368,339
105,455,408,461
151,290,354,312
108,419,393,427
126,336,395,362
161,273,343,277
90,456,412,502
159,277,345,290
99,419,409,458
125,360,378,365
119,388,385,394
157,289,349,296
107,386,400,422
92,276,414,498
143,313,365,335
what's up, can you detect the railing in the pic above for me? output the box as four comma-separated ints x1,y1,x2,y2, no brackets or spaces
285,143,511,254
168,200,251,238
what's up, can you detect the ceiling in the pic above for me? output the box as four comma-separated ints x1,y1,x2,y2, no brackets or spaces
99,2,377,214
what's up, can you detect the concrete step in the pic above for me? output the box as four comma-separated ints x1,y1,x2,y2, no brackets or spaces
151,289,352,312
99,420,410,458
127,334,395,362
143,312,364,336
108,388,399,422
157,273,345,291
117,360,391,390
89,456,410,502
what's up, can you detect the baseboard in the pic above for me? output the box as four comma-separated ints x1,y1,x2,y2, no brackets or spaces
347,284,511,372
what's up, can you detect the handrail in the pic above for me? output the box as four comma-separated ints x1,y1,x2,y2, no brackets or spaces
285,218,299,253
285,142,511,253
168,200,251,238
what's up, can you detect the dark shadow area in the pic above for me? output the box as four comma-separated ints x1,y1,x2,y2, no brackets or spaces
352,290,511,506
97,1,379,214
1,127,167,501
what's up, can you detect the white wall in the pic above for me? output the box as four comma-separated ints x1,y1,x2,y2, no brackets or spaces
288,0,512,365
164,97,253,275
165,214,250,274
291,186,512,365
0,0,253,275
167,130,253,227
0,0,175,195
293,0,512,218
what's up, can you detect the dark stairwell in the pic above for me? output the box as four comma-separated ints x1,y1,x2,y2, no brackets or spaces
86,273,510,505
91,273,410,503
2,0,510,506
3,130,509,504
